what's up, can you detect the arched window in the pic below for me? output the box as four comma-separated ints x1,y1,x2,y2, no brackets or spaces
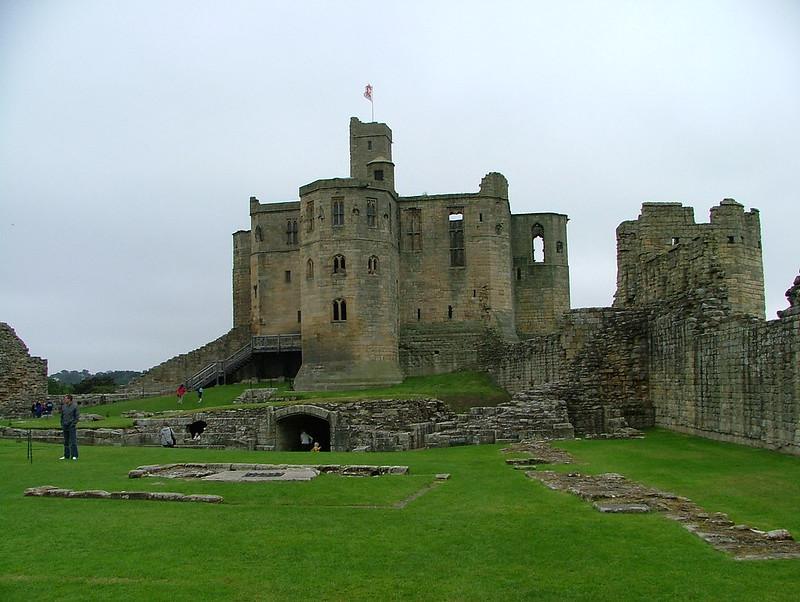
531,223,545,263
254,225,263,242
332,298,347,322
368,255,379,274
333,254,346,274
306,258,314,279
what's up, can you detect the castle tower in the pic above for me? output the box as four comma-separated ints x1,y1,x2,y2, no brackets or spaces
613,199,765,318
293,118,403,390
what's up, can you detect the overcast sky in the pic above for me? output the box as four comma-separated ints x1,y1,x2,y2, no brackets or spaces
1,0,798,374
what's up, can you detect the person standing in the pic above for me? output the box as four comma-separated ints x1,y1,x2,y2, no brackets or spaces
300,430,313,451
197,386,203,403
60,394,79,460
176,384,187,404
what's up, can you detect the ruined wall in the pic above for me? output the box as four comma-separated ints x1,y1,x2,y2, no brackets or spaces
510,212,570,336
614,200,764,318
482,308,652,435
122,327,251,394
0,323,48,418
649,308,800,454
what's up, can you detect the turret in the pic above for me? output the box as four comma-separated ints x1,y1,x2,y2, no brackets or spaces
349,117,395,191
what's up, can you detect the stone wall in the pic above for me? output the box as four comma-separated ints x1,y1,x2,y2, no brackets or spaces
649,308,800,454
122,327,251,394
2,393,580,451
0,323,47,418
482,308,652,435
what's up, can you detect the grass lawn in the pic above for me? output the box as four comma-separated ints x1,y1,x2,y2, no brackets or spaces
1,428,799,600
289,371,510,411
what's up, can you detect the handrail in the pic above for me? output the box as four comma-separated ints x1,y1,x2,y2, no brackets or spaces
185,334,302,388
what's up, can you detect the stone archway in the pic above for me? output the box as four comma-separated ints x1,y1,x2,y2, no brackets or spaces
274,405,335,451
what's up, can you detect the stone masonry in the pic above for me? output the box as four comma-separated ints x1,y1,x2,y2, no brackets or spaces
482,203,799,455
0,323,47,418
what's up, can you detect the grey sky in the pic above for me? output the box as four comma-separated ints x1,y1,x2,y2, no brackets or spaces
1,0,798,374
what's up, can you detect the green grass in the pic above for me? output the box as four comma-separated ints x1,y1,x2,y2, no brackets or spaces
1,429,799,600
1,383,281,430
290,371,510,411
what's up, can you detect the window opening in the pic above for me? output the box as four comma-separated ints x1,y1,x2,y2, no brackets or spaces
406,208,421,251
368,255,379,274
306,259,314,279
286,219,298,245
333,298,347,321
367,140,372,150
254,225,263,242
556,241,564,253
305,201,314,232
417,308,421,321
297,310,301,323
448,305,453,320
531,223,545,262
332,199,344,226
374,169,384,181
449,212,465,267
479,213,483,222
284,270,291,283
333,254,346,274
366,199,376,227
516,268,522,280
671,237,679,246
727,235,735,244
473,289,476,297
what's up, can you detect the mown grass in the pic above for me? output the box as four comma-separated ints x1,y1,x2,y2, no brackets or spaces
1,429,798,601
289,371,510,411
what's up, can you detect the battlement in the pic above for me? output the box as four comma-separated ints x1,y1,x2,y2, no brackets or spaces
614,200,765,318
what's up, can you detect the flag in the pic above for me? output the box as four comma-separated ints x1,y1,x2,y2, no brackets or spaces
364,83,373,102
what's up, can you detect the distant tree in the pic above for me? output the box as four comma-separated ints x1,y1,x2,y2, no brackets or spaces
96,370,142,385
72,374,117,394
50,370,91,385
47,378,73,395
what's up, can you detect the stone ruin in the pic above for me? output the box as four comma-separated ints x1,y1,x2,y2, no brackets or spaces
508,442,800,560
0,322,47,418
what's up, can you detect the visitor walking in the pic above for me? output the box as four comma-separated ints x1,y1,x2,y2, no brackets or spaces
197,386,203,403
300,430,313,451
176,384,187,405
59,394,79,460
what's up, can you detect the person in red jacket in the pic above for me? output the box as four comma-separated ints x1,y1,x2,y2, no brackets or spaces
176,384,187,405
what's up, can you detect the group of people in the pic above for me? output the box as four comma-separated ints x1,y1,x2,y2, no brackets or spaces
176,384,203,404
30,400,54,418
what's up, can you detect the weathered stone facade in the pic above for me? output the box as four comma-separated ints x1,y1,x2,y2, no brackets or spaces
0,323,47,418
236,118,570,390
482,202,800,454
1,393,578,451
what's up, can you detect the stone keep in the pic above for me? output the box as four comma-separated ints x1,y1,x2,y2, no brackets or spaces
234,118,571,390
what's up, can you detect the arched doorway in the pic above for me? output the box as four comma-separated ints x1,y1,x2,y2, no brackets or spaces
276,413,331,451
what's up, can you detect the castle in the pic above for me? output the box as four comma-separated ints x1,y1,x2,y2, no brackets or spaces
232,117,570,390
1,118,797,456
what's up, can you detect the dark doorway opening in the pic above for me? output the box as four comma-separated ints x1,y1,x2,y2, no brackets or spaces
276,414,331,451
